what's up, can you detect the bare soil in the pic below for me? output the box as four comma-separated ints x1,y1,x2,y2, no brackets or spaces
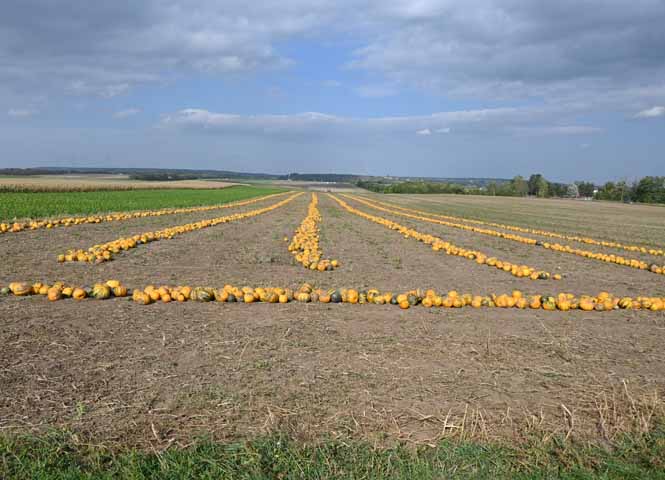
1,192,664,449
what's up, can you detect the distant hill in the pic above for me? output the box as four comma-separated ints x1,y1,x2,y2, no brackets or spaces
0,167,509,187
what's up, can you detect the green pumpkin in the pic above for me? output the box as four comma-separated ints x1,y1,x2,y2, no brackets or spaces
330,291,342,303
0,287,10,295
92,284,112,299
193,287,215,302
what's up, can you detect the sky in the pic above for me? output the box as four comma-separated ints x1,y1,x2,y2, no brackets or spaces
1,1,665,183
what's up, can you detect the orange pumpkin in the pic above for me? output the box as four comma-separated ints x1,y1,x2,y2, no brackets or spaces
47,287,62,302
72,288,87,301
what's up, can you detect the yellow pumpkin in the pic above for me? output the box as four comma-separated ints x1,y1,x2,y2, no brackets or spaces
215,289,229,302
9,282,32,296
296,292,311,303
112,285,128,297
557,300,571,311
132,291,152,305
347,289,359,304
92,284,112,300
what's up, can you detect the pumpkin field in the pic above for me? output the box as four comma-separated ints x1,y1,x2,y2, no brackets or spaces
1,185,664,453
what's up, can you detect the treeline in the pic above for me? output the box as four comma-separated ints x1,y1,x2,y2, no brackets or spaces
0,168,71,176
358,176,556,196
358,175,665,205
128,173,200,181
284,173,364,182
0,167,282,180
595,177,665,203
482,174,593,198
357,181,467,194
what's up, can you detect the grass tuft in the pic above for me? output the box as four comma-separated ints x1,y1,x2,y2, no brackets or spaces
2,428,664,479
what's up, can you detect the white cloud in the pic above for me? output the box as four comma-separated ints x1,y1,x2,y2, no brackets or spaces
349,1,665,108
113,108,141,119
7,108,36,118
2,0,665,114
0,1,318,99
161,106,601,138
635,106,665,118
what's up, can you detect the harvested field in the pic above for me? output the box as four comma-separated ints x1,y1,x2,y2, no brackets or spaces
0,174,240,192
1,191,664,453
372,193,665,248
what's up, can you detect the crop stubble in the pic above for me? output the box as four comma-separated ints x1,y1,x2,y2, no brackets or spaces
0,192,664,448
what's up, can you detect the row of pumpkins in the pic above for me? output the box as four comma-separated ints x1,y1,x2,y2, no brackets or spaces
345,194,665,276
2,281,664,311
329,194,558,281
360,195,665,258
57,192,303,263
288,193,339,271
0,192,288,234
3,280,128,301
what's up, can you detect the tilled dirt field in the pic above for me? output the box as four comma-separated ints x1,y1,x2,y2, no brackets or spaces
1,192,664,448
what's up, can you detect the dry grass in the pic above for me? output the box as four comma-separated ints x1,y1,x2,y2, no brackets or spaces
0,175,240,192
373,193,665,249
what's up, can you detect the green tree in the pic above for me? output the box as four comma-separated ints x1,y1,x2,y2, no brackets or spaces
576,181,595,197
548,182,567,197
511,175,528,196
528,174,549,197
633,176,665,203
595,181,627,201
527,174,542,196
